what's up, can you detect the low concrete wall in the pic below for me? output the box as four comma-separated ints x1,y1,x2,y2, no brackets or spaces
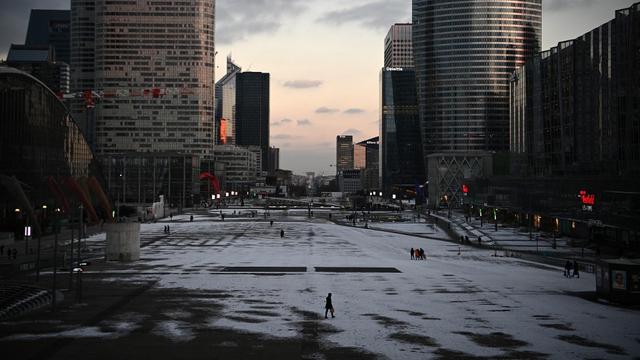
105,222,140,262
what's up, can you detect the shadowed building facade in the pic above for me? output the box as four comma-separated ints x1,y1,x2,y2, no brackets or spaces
235,72,270,172
380,68,425,194
413,0,542,154
412,0,541,206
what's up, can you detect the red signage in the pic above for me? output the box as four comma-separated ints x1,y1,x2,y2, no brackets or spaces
462,184,469,194
579,190,595,206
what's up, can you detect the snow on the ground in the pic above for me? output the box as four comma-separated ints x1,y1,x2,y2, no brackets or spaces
75,215,640,359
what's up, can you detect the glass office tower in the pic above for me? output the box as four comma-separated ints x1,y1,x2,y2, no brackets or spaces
380,68,425,193
413,0,542,154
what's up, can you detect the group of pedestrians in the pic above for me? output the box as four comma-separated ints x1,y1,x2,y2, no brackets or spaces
1,245,17,260
410,247,426,260
564,260,580,278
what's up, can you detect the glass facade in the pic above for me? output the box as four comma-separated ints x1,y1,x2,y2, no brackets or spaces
215,57,241,145
0,67,100,232
336,135,354,173
235,72,270,171
101,153,199,209
380,69,425,192
510,3,640,177
25,10,71,65
413,0,542,155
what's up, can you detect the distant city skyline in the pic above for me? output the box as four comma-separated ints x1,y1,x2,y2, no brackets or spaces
0,0,636,174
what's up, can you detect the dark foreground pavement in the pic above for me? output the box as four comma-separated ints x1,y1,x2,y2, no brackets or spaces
1,267,379,360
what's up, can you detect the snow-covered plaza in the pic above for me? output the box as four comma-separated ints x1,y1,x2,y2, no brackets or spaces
2,210,639,359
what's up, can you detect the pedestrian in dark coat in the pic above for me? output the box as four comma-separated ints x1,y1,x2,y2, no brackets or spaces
420,248,425,260
564,260,572,277
280,229,284,238
410,247,415,260
270,220,274,227
573,260,580,278
325,293,335,318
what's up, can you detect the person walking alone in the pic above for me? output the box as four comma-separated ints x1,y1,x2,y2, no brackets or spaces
280,229,284,238
564,260,572,277
325,293,335,319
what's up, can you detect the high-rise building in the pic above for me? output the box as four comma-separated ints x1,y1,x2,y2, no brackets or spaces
354,137,380,190
211,145,260,192
25,10,71,65
215,56,241,145
336,135,354,173
70,0,97,148
268,147,280,175
384,23,413,68
71,0,216,156
380,69,424,193
413,0,542,154
235,72,270,171
510,2,640,177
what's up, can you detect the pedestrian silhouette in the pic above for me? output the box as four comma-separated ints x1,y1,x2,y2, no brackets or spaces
410,247,415,260
280,229,284,238
325,293,335,318
573,260,580,278
270,220,274,227
190,215,194,222
167,225,170,234
420,248,425,260
564,260,572,277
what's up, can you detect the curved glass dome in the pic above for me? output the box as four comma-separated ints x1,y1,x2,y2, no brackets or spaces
0,66,100,205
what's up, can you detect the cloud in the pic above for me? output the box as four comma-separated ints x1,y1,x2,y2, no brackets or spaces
272,134,293,140
342,128,362,136
544,0,597,11
217,0,308,44
271,118,293,127
297,119,312,126
283,80,323,89
317,0,410,30
344,108,365,114
315,107,340,114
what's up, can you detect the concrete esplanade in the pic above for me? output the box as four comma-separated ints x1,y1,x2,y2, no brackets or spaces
105,222,140,262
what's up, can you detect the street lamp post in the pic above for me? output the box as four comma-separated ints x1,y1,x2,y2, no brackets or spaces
51,209,59,312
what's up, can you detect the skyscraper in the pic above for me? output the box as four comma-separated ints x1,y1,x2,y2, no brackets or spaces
25,10,71,65
268,147,280,175
215,56,241,145
413,0,542,154
510,2,640,177
380,69,424,193
336,135,354,173
70,0,97,148
384,23,413,68
235,72,270,171
78,0,216,156
354,137,380,190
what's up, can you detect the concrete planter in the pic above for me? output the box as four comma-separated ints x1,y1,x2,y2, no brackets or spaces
105,222,140,262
